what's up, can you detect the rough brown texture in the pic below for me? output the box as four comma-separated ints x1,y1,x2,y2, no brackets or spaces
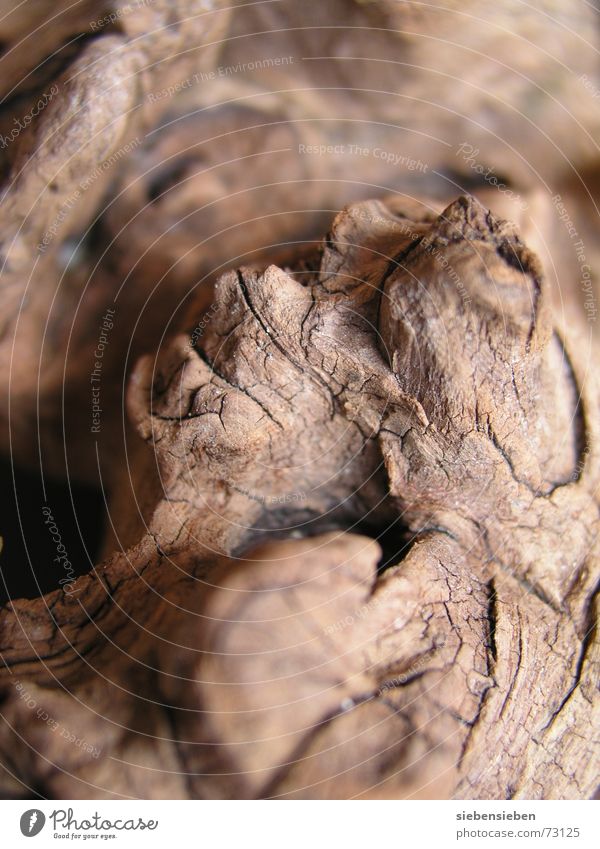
0,0,233,477
1,195,598,799
2,0,599,483
0,0,599,802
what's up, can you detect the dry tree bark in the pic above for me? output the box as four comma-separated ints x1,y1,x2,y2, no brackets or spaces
0,0,233,477
2,0,599,483
0,195,598,799
0,0,599,802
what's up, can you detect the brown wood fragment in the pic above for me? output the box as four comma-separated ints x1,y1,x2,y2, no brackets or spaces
1,196,597,799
